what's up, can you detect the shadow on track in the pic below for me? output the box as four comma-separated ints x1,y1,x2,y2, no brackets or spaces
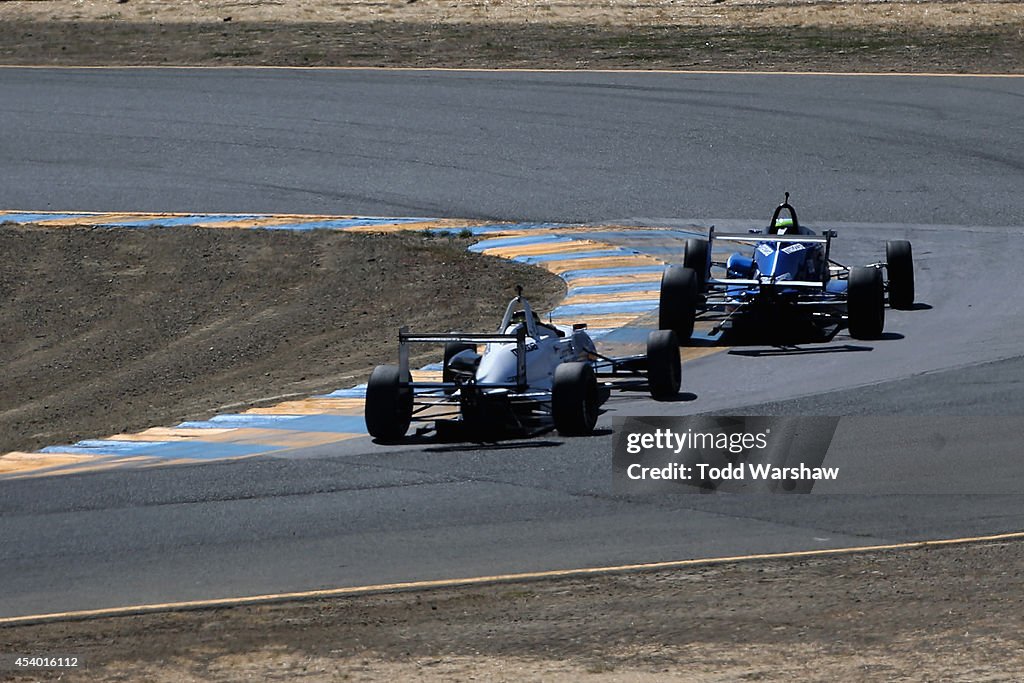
728,344,875,357
424,440,566,453
614,386,699,402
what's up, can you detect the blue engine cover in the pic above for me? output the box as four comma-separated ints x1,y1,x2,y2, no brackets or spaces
753,241,810,280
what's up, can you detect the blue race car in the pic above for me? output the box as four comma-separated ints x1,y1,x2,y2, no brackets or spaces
659,194,915,343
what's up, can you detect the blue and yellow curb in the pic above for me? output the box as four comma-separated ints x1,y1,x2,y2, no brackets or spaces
0,210,694,479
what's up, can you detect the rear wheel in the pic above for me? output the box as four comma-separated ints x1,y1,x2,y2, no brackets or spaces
646,330,681,400
552,362,599,436
847,267,885,340
658,266,699,343
683,238,710,290
886,240,915,310
365,365,413,442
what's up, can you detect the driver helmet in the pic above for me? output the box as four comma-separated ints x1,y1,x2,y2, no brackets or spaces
505,309,541,334
773,217,794,235
510,310,540,325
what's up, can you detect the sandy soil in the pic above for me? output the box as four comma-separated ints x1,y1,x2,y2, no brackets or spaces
3,0,1019,29
0,225,565,453
3,538,1023,682
0,0,1020,71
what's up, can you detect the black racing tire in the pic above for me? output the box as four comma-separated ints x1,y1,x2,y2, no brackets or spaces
442,342,477,383
847,267,885,340
365,364,413,442
552,362,599,436
886,240,915,310
683,238,710,290
658,265,699,343
646,329,681,400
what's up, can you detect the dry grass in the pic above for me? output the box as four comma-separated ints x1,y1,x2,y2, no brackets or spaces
0,0,1020,71
2,0,1021,31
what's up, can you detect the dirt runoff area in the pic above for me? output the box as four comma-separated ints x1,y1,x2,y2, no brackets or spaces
0,0,1021,72
1,538,1022,682
0,225,565,454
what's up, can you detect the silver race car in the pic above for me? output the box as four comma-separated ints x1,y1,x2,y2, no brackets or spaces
365,287,681,441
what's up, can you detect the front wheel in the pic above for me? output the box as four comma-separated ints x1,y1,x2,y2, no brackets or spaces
646,330,681,400
658,265,699,343
886,240,915,310
365,365,413,442
552,362,599,436
847,267,885,340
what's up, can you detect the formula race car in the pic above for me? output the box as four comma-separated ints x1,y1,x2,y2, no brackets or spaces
659,194,915,342
365,288,681,442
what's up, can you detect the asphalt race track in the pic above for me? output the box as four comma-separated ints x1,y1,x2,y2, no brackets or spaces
5,68,1024,225
2,68,1024,619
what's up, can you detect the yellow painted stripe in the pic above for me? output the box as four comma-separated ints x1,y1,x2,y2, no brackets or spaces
550,313,647,329
5,456,160,480
106,427,236,442
0,212,484,233
194,428,360,449
0,452,99,475
561,291,659,305
568,274,663,289
481,241,602,259
244,398,366,415
544,255,664,275
344,219,481,234
10,213,456,232
4,529,1022,626
1,212,543,238
411,369,444,382
180,427,301,444
35,213,167,227
196,215,352,229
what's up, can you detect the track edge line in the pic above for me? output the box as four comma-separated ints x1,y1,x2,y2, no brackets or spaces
4,529,1023,627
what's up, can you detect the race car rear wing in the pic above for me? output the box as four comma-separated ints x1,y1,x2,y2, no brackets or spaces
704,226,837,289
708,224,835,266
706,277,826,288
397,326,527,390
711,232,834,245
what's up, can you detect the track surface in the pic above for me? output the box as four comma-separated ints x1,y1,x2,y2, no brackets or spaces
3,68,1024,618
4,68,1024,225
